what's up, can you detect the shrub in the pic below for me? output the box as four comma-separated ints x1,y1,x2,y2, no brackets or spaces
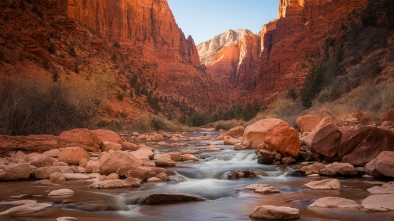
0,77,98,135
131,114,181,132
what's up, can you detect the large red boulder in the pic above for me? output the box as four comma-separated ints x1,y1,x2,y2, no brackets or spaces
58,146,90,165
242,119,284,149
59,128,100,151
91,129,122,144
295,114,322,134
98,151,142,175
338,126,394,166
0,135,60,154
366,151,394,177
264,122,301,157
311,124,341,158
0,163,31,181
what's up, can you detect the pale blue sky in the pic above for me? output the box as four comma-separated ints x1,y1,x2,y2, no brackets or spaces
167,0,280,45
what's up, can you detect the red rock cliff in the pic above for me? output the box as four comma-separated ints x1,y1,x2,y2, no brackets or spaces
256,0,369,101
197,29,261,91
65,0,199,65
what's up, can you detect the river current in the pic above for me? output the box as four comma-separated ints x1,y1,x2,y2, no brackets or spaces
0,132,393,221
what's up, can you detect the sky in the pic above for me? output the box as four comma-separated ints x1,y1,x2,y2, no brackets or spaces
167,0,280,45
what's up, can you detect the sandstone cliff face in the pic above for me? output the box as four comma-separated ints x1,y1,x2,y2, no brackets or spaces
197,29,261,90
255,0,370,100
65,0,199,65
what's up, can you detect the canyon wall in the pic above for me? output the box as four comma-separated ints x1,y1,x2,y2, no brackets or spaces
256,0,369,100
197,29,261,91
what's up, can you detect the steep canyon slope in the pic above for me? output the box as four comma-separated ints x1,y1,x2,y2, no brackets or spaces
0,0,227,131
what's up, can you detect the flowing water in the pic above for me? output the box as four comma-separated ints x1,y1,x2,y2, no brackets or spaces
0,132,393,221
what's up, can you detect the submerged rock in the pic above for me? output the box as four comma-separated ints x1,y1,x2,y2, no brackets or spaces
243,184,280,194
0,200,52,216
48,189,74,197
249,205,300,220
304,179,341,190
138,194,205,205
362,194,394,211
89,177,141,189
309,197,361,208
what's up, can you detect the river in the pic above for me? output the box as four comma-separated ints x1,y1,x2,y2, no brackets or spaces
0,132,393,221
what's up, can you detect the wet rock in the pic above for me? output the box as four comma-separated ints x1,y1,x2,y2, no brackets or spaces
257,149,274,165
338,126,394,166
183,154,199,161
155,160,176,167
223,137,242,145
125,166,156,181
98,151,142,175
48,189,74,197
234,144,246,150
59,146,89,165
155,172,170,181
304,179,341,190
121,142,140,151
59,128,101,151
146,177,163,182
367,182,394,194
55,217,78,221
138,194,205,205
50,172,65,184
320,162,358,177
287,169,306,177
362,194,394,211
91,129,122,144
28,153,54,168
300,162,325,175
311,124,341,158
168,153,182,161
89,177,141,189
0,163,31,181
309,197,361,208
243,183,281,194
295,114,322,134
85,160,99,173
249,205,300,220
0,200,52,215
281,156,296,164
101,141,122,152
63,173,90,180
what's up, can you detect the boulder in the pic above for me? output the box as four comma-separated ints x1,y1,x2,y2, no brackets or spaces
99,173,120,181
320,162,358,177
362,194,394,211
309,197,360,208
0,201,52,215
0,135,60,154
98,151,142,175
281,156,296,164
50,172,65,184
125,166,156,181
48,189,74,196
42,149,61,158
85,160,99,173
155,160,176,167
91,129,122,144
101,141,122,152
63,173,90,180
183,154,199,161
223,137,242,145
249,205,300,220
121,142,139,151
8,151,28,163
217,126,244,139
261,120,301,157
311,124,341,158
300,163,325,175
28,153,54,168
234,144,246,150
138,194,205,205
59,128,100,151
242,118,283,148
304,179,341,190
303,117,333,146
168,153,182,162
58,146,89,165
34,166,62,179
295,114,322,133
154,154,171,161
131,146,154,160
338,126,394,166
374,151,394,177
0,163,31,181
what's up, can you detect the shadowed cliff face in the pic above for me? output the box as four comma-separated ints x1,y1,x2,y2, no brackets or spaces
254,0,370,101
197,29,261,91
